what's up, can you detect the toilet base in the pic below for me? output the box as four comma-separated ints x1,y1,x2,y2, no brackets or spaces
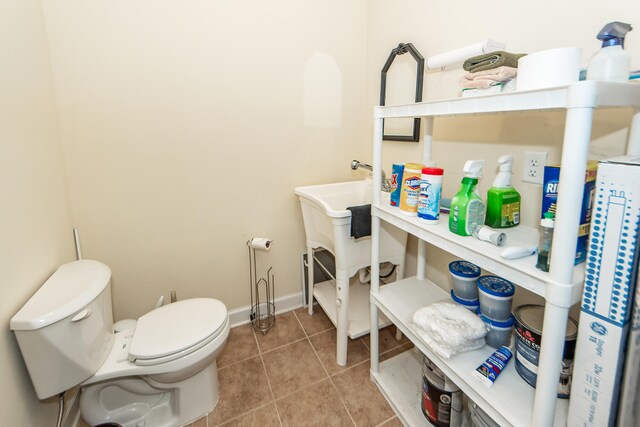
80,361,219,427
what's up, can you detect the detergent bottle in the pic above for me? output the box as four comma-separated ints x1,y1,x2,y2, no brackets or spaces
449,160,485,236
587,21,633,82
485,155,520,228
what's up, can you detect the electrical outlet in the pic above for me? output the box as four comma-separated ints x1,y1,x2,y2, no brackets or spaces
522,151,548,184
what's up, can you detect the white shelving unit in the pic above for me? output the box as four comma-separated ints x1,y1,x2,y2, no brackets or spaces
369,81,640,427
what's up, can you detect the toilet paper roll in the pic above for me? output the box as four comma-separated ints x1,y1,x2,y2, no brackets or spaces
516,47,582,91
249,237,273,251
426,39,506,70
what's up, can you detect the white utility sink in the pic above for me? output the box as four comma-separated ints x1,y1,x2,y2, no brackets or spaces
295,180,408,366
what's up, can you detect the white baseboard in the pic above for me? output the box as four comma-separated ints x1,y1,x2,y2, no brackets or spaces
228,291,304,327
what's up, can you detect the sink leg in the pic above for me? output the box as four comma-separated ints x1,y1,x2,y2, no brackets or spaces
307,246,314,315
336,268,349,366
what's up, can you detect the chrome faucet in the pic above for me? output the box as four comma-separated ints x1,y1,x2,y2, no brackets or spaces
351,160,392,192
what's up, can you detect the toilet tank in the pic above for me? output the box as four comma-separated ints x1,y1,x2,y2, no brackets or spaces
10,260,114,399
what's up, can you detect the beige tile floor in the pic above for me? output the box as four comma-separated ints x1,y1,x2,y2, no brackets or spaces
79,306,413,427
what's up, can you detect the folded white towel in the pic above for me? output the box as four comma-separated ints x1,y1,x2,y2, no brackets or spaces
412,302,488,359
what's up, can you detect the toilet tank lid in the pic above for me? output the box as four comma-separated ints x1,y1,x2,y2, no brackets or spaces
10,260,111,331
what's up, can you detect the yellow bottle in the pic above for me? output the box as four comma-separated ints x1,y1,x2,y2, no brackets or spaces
399,163,424,215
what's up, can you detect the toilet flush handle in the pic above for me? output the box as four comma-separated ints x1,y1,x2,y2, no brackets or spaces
71,309,92,322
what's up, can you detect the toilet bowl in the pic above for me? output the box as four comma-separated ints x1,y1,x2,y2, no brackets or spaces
10,260,229,427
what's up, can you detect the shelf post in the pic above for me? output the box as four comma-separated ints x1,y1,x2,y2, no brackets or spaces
370,114,384,374
532,105,594,426
627,109,640,155
416,118,435,280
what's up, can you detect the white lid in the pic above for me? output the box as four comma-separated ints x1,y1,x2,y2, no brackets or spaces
129,298,227,361
10,260,111,331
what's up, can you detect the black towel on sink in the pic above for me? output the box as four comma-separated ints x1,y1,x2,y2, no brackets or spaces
347,204,372,239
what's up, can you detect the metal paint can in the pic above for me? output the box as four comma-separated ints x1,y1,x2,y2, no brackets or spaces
422,355,462,427
513,304,578,398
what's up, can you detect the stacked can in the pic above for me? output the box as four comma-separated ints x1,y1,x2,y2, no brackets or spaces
448,261,481,312
513,304,578,398
477,276,516,348
422,354,462,427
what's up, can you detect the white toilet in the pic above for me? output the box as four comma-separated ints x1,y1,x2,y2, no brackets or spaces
10,259,230,427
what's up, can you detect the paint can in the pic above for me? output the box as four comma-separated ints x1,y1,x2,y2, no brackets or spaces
421,355,462,427
513,304,578,398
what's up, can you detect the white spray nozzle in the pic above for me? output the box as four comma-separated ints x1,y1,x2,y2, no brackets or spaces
498,155,514,172
463,160,484,178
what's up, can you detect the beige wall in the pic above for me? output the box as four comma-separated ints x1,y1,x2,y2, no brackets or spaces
0,1,76,425
2,1,639,424
366,1,640,300
43,1,370,321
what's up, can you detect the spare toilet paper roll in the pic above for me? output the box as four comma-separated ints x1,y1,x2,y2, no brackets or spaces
249,237,273,251
426,39,506,70
516,47,582,91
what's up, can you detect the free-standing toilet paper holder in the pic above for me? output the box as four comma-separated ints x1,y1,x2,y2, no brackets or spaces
247,238,275,334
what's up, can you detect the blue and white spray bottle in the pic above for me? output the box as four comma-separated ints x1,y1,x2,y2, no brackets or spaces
587,21,633,82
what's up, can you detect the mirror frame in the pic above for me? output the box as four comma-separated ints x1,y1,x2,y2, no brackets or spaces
379,43,424,142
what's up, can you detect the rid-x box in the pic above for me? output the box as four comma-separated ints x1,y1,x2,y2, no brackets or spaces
567,155,640,427
541,161,597,264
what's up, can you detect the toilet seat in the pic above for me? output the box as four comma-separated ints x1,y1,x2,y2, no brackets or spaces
129,298,227,366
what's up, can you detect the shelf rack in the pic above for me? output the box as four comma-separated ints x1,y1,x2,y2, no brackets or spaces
369,81,640,427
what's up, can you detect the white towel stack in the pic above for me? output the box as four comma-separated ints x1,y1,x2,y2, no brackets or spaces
412,302,488,359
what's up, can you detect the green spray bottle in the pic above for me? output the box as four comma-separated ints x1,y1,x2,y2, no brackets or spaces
485,155,521,228
449,160,485,236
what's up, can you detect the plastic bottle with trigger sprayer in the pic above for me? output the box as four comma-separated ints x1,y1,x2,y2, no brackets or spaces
587,21,633,82
485,154,520,228
449,160,485,236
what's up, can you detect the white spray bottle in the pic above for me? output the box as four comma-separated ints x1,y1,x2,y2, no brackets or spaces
587,21,633,82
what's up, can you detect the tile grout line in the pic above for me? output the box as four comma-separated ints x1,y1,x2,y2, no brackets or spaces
294,309,357,427
252,326,284,427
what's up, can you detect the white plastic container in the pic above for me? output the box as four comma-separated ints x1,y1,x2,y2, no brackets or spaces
448,260,481,300
450,290,479,313
480,314,514,348
418,167,444,224
587,45,631,82
477,276,515,321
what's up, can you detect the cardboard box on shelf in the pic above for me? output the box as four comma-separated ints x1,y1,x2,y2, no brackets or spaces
567,155,640,427
541,161,597,265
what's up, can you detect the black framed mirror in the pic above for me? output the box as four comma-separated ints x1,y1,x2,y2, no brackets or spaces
380,43,424,142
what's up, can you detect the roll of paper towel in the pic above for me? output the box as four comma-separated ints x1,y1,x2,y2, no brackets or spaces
249,237,273,251
516,47,582,91
426,39,506,70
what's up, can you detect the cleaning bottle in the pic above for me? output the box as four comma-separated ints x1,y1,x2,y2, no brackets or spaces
449,160,485,236
587,21,633,82
485,155,520,228
536,212,555,272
